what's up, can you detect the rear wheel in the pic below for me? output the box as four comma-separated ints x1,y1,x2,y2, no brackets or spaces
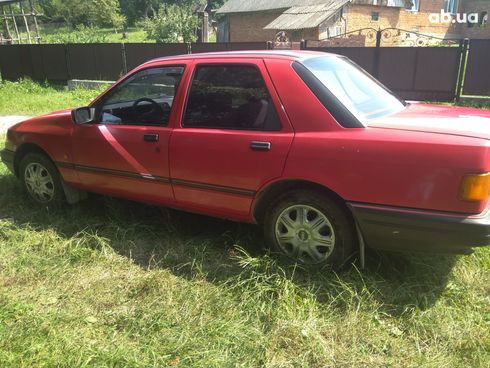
264,190,356,267
19,153,64,206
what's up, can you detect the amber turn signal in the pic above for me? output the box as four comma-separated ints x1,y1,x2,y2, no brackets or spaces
460,172,490,201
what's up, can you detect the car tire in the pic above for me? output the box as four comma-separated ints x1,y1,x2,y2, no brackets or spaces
264,190,357,268
19,153,65,207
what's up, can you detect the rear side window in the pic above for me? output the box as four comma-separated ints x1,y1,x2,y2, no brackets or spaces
183,65,281,131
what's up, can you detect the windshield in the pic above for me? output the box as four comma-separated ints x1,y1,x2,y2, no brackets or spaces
301,56,406,122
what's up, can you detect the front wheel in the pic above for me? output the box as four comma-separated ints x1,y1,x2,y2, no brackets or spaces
19,153,65,206
264,190,357,267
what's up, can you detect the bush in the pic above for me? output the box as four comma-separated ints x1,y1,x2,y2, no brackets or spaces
143,3,201,43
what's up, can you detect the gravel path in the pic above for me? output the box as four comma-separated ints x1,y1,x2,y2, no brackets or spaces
0,116,30,133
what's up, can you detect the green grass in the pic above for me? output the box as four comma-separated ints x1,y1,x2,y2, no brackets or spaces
0,83,489,367
456,98,490,110
0,80,107,116
31,26,151,44
0,140,488,367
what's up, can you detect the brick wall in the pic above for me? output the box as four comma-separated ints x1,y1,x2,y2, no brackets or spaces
345,0,460,40
461,0,490,38
223,0,489,44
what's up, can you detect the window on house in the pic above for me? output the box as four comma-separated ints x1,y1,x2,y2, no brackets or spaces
406,0,419,12
444,0,459,14
371,12,379,21
183,65,281,131
387,0,405,7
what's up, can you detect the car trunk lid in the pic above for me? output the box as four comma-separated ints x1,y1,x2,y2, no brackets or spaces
368,103,490,141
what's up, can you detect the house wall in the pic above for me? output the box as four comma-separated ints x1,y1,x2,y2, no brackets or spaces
225,11,318,42
345,0,460,40
221,0,489,44
461,0,490,38
226,11,282,42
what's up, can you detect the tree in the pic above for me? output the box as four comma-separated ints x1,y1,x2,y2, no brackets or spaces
144,1,203,43
37,0,126,29
208,0,226,11
119,0,161,25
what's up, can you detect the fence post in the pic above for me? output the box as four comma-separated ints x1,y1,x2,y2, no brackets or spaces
373,29,382,78
266,41,273,50
121,43,127,75
300,39,306,50
455,38,469,102
65,44,72,81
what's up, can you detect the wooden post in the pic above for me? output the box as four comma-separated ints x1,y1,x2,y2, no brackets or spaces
455,38,470,101
29,0,41,44
2,6,13,43
20,2,31,44
202,12,208,43
9,4,21,44
373,29,382,78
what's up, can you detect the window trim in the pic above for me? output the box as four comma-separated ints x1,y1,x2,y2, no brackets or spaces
406,0,419,12
181,62,283,131
444,0,459,15
94,65,186,127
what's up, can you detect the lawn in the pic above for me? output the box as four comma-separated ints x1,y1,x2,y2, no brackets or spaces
0,80,107,116
0,81,489,367
33,26,151,44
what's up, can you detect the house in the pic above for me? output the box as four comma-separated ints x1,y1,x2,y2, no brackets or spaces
216,0,489,43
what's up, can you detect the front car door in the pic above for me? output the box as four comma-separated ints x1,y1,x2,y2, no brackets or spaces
169,59,294,221
72,64,188,205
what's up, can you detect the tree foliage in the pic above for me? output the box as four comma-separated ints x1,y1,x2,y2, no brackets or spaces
143,1,203,43
119,0,161,25
36,0,126,29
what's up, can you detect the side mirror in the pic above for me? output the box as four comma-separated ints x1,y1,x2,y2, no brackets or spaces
72,106,95,124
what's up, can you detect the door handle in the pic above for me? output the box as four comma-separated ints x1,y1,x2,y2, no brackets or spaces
144,133,159,142
250,141,271,151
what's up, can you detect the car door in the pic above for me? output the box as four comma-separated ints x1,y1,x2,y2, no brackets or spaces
169,59,294,220
72,64,188,205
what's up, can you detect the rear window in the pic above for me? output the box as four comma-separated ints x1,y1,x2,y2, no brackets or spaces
298,56,405,123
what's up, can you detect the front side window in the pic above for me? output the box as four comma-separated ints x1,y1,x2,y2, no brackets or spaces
300,56,405,122
183,65,281,131
98,66,184,126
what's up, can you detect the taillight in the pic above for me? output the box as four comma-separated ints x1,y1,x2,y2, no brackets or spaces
460,172,490,202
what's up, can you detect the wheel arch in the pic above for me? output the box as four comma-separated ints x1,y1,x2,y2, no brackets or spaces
13,142,53,177
252,179,351,224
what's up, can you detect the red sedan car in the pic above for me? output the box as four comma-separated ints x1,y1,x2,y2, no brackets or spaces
2,51,489,267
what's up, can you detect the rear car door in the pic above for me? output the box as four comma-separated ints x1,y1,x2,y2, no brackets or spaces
72,65,187,205
169,59,294,220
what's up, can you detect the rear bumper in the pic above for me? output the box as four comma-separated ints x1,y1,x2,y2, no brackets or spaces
349,203,490,254
0,149,15,174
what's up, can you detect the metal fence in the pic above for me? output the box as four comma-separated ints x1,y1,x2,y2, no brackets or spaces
303,28,482,102
0,37,489,101
0,42,269,82
463,39,490,96
305,45,464,101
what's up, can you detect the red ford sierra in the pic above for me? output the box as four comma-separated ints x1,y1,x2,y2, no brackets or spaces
2,51,489,267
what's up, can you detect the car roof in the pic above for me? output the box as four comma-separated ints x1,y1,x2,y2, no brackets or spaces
143,50,336,66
